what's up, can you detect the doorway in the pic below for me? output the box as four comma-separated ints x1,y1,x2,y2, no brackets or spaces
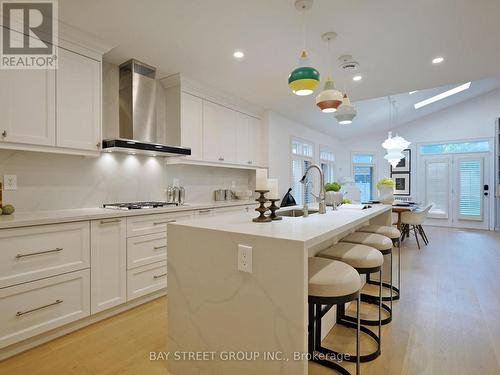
419,150,490,230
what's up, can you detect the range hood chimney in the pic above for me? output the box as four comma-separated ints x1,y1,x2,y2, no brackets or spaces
102,59,191,157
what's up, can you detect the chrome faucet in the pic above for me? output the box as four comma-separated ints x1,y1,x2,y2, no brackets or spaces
299,164,326,214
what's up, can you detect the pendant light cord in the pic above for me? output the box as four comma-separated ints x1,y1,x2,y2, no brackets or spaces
301,8,306,53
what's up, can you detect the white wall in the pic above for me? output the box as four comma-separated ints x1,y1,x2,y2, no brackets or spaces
263,110,341,200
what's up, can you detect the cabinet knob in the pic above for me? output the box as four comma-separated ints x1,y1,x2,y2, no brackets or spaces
247,161,252,164
1,130,6,137
218,156,224,161
96,142,101,149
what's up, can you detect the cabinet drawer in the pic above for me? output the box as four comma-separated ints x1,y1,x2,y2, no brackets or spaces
126,211,193,237
127,261,167,301
0,222,90,288
127,232,166,269
0,269,90,348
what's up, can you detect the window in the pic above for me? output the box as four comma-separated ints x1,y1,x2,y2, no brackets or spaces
425,160,450,218
291,138,314,205
320,147,335,184
352,153,375,202
420,140,489,155
458,159,482,218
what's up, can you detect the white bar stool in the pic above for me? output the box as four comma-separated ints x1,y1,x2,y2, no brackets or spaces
318,242,384,362
340,232,394,325
357,224,402,301
308,257,362,375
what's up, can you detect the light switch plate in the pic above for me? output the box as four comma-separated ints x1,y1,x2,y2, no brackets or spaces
238,244,252,273
3,175,17,190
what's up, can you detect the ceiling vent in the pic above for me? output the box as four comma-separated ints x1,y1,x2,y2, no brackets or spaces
338,55,360,71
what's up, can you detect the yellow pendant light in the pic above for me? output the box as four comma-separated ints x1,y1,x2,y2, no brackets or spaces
288,0,320,96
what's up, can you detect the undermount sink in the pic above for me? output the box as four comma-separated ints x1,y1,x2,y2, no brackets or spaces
277,208,319,217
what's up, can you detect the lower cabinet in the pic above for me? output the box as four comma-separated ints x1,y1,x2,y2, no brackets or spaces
0,269,90,348
127,261,167,301
90,218,127,314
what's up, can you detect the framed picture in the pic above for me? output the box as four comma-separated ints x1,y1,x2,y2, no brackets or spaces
391,149,411,173
393,173,411,196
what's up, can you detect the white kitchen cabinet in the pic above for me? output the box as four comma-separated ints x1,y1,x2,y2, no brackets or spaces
0,222,90,288
236,113,262,166
0,68,55,146
56,48,101,151
127,261,167,301
90,218,127,314
203,101,237,163
0,269,90,349
181,92,203,160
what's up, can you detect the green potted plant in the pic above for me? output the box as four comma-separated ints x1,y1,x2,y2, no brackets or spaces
376,177,395,204
324,182,343,206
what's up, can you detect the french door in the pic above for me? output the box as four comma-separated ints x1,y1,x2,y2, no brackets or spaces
420,153,489,229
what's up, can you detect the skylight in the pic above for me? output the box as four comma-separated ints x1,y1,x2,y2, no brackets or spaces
414,82,471,109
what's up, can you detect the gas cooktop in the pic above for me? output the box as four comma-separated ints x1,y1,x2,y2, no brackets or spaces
103,201,181,210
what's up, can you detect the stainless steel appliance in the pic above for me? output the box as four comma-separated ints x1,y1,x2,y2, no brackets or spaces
103,201,182,210
102,59,191,157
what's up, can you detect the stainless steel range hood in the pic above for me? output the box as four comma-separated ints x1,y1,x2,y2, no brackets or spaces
102,59,191,157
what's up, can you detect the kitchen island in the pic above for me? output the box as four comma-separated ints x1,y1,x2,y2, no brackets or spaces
167,204,392,375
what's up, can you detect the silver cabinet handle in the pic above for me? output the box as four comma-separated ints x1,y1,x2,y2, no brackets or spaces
16,247,63,259
248,161,253,164
218,156,224,161
198,209,211,214
153,273,167,279
100,219,121,224
153,245,167,250
153,219,176,225
16,299,63,317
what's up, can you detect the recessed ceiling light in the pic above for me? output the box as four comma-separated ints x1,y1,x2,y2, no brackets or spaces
233,50,244,59
432,56,444,64
414,82,471,109
352,75,362,81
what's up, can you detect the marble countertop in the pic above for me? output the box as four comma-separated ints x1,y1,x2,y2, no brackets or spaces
172,204,392,247
0,200,258,229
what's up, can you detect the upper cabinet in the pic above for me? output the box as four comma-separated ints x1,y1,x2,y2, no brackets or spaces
180,92,203,160
0,69,55,146
0,28,106,156
56,48,101,151
236,112,262,166
203,101,237,163
161,74,265,168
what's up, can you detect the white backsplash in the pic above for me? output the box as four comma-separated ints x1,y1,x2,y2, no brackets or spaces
165,164,251,202
0,150,251,212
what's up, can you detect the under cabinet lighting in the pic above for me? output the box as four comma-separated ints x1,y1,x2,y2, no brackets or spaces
352,75,362,81
432,56,444,64
414,82,471,109
409,90,418,95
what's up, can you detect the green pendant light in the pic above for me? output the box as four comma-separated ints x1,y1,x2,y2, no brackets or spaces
288,0,320,96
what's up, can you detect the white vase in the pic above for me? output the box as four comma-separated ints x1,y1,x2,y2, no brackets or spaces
325,191,343,206
378,186,394,204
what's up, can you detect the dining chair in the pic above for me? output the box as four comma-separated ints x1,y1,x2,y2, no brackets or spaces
400,205,432,249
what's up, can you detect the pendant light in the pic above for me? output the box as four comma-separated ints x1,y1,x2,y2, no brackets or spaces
335,93,357,124
382,98,411,166
288,0,320,96
315,32,343,112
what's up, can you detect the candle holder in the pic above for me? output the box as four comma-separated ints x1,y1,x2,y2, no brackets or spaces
253,190,272,222
268,199,282,220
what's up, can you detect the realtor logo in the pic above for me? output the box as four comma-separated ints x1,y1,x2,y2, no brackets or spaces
1,0,58,69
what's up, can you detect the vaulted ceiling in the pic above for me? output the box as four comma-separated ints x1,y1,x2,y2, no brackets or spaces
59,0,500,138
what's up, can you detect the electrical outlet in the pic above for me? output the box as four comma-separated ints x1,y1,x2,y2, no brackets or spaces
3,175,17,190
238,244,252,273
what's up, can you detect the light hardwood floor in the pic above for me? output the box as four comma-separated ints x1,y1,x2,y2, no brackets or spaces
1,226,499,375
